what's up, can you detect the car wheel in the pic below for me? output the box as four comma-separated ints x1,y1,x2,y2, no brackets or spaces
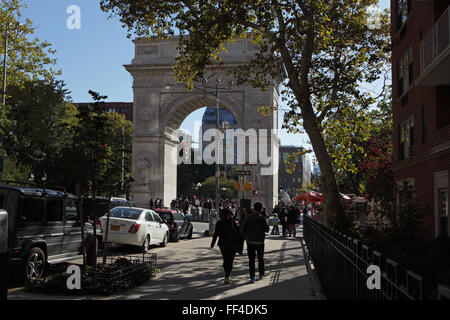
141,235,150,253
160,232,168,247
25,247,46,281
187,225,193,239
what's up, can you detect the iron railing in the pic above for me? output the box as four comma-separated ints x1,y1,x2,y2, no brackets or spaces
303,216,424,300
43,253,157,282
420,6,450,73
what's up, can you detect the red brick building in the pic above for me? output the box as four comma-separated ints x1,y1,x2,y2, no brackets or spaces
392,0,450,238
74,102,133,122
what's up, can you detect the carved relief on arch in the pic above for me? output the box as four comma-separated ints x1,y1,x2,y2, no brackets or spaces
135,94,158,131
134,151,152,192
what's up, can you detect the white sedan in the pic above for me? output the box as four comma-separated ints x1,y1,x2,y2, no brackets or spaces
99,206,169,252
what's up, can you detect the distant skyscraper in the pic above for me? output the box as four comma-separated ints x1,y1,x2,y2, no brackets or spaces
200,107,239,168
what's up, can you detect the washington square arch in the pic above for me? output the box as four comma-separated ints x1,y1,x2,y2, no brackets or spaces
124,36,281,210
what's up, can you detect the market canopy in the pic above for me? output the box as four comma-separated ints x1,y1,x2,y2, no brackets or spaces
296,191,323,202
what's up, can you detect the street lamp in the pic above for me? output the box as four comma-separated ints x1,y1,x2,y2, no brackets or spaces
1,21,21,181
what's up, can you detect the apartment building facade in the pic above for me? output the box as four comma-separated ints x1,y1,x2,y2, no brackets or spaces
392,0,450,238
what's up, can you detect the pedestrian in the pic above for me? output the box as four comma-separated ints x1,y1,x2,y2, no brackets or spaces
241,202,269,283
270,214,280,235
149,198,154,209
287,205,299,237
210,208,240,284
279,206,288,237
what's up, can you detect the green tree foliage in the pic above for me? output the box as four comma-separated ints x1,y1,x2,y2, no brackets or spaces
196,176,238,199
2,156,31,182
0,0,59,97
100,0,390,232
5,84,133,196
4,80,77,184
63,91,133,197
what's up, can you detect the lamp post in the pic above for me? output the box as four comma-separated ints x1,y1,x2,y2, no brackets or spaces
1,21,20,181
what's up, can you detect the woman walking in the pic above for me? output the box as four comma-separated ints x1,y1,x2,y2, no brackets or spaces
210,208,240,284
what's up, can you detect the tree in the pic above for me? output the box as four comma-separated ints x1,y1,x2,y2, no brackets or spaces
100,0,390,231
62,91,133,197
197,176,238,199
4,80,77,185
0,0,59,132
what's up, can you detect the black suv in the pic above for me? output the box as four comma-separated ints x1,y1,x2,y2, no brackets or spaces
0,183,100,281
154,208,193,241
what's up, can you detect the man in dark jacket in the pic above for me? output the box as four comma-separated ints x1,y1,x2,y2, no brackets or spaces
241,202,269,283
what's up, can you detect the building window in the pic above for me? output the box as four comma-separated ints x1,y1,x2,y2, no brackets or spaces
435,171,449,238
397,46,413,97
422,105,427,143
438,187,448,237
120,108,127,113
108,108,115,113
396,0,411,32
398,115,414,160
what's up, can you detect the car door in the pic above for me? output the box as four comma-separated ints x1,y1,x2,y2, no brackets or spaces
177,212,188,237
61,197,81,256
143,211,156,244
152,212,165,241
43,197,65,258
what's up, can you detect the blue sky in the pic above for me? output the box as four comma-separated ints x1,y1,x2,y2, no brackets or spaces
22,0,391,151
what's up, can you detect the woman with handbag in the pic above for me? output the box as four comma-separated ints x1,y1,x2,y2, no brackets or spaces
211,208,240,284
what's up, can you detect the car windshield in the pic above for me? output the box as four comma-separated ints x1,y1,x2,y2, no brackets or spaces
158,212,172,221
109,207,142,220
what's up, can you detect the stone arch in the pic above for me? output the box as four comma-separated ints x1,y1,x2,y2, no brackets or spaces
125,36,280,210
160,92,244,140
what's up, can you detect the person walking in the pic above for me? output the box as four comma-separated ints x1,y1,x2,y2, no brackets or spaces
241,202,269,283
210,208,240,284
287,205,300,237
149,198,154,209
279,206,288,237
270,214,280,235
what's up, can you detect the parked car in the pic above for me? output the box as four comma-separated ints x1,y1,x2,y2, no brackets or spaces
99,206,169,252
110,197,136,209
0,183,100,281
154,208,193,242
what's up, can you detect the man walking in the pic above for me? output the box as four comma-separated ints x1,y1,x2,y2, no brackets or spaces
241,202,269,283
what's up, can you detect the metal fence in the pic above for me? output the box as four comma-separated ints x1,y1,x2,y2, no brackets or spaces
43,253,157,282
303,216,425,300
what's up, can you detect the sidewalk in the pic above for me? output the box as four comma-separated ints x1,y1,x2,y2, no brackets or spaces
105,226,319,300
8,227,321,300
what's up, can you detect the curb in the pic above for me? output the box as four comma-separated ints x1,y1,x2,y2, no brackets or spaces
299,236,326,300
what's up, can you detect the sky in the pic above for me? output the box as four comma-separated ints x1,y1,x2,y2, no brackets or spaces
21,0,391,156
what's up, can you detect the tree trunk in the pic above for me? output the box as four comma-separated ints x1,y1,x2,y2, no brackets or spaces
301,100,347,231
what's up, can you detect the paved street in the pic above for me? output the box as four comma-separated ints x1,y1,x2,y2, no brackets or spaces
8,224,317,300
